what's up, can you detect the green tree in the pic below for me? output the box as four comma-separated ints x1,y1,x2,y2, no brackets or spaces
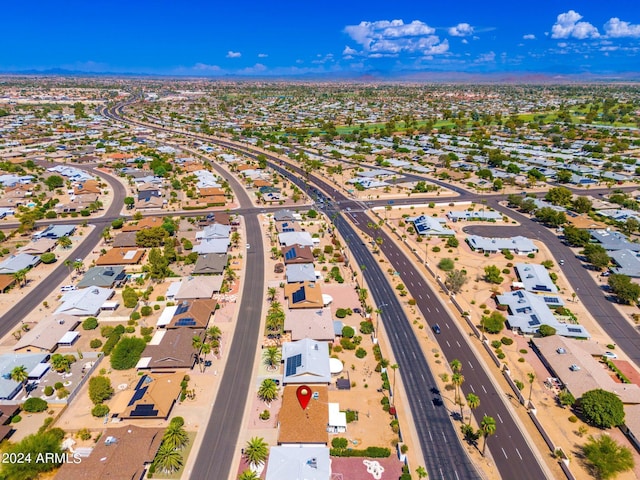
22,397,48,413
153,442,184,474
466,393,480,426
608,274,640,304
558,389,576,408
562,225,591,247
257,378,279,404
452,372,465,406
545,186,573,206
0,431,63,479
136,226,168,247
482,311,505,334
555,170,573,183
263,346,281,370
538,324,556,337
527,372,535,403
39,252,56,264
124,196,135,208
572,196,593,214
146,247,171,279
122,286,139,308
238,470,260,480
582,434,635,480
437,258,455,272
583,244,611,271
484,265,503,284
10,365,28,385
480,415,496,456
110,337,147,370
267,287,277,302
243,437,269,469
580,389,625,428
88,375,114,405
57,236,72,249
44,175,64,191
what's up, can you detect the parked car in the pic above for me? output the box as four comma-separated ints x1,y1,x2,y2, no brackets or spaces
603,351,618,359
570,364,581,371
60,285,77,292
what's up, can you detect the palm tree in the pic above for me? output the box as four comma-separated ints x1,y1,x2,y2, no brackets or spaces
162,423,189,450
238,470,260,480
415,466,428,479
12,269,27,288
480,415,497,456
207,326,222,342
452,373,465,405
466,393,480,426
267,287,277,302
10,365,28,385
57,236,73,249
192,335,203,368
257,379,278,404
450,359,462,374
390,364,399,399
527,372,536,403
64,259,73,276
153,442,184,474
199,343,211,372
243,437,269,469
263,347,281,371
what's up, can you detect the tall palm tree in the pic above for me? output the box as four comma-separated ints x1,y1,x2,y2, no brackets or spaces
162,423,189,450
199,343,211,372
263,347,281,371
192,335,203,368
267,287,277,302
257,379,278,404
10,365,28,385
207,326,222,342
452,372,465,405
243,437,269,469
466,393,480,426
153,442,184,474
480,415,497,456
450,359,462,374
58,236,73,249
390,364,399,399
527,372,536,403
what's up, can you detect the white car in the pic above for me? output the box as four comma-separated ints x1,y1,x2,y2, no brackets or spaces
602,351,618,359
60,285,77,292
246,244,250,250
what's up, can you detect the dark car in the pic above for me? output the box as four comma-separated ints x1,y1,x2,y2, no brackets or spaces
432,324,441,334
353,308,362,315
432,397,443,407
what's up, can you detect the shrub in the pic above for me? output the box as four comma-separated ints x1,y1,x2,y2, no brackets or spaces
153,304,160,310
336,308,349,319
259,410,270,420
100,326,114,338
89,376,114,405
519,349,528,354
54,382,63,390
359,321,374,334
514,380,525,390
23,398,48,413
497,353,506,359
140,327,154,336
446,237,459,248
332,437,348,449
140,306,152,316
355,348,367,359
130,311,141,321
44,386,54,396
438,258,455,272
432,246,441,253
330,446,391,458
568,415,578,423
57,388,70,399
82,317,98,330
342,326,355,338
110,337,147,370
538,324,557,337
491,340,502,349
11,415,21,424
125,326,135,333
500,337,514,346
77,428,92,440
91,404,110,417
90,339,103,349
40,253,57,264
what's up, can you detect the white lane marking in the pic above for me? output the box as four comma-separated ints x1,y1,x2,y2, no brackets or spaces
445,323,450,329
497,414,503,424
502,448,508,459
429,430,433,441
456,340,461,347
516,448,523,460
468,361,474,369
446,340,451,347
470,384,475,392
482,385,487,394
442,431,447,443
435,307,440,313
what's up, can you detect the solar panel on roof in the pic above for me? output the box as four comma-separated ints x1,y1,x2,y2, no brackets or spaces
567,327,582,333
529,314,541,326
285,248,297,260
285,353,302,376
292,288,306,304
544,297,560,303
104,270,114,276
175,302,190,315
176,318,196,327
128,386,148,406
130,404,159,417
283,228,295,232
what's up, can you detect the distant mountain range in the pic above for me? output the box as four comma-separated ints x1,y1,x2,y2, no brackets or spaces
1,67,639,83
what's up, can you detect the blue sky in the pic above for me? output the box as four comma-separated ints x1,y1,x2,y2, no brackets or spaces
3,1,639,76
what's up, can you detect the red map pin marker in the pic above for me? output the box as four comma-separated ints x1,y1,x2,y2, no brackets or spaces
296,385,312,410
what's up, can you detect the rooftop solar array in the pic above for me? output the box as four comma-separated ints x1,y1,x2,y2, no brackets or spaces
285,353,302,376
285,248,297,261
176,318,196,327
175,302,190,315
292,288,306,304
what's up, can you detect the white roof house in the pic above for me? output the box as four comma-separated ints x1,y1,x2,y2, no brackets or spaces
174,276,223,299
192,238,230,254
265,446,330,480
0,253,40,274
279,232,316,247
286,264,318,283
466,235,537,254
196,224,231,240
406,215,455,236
282,338,331,384
447,210,503,222
514,263,558,293
55,287,115,316
14,313,79,353
327,403,347,434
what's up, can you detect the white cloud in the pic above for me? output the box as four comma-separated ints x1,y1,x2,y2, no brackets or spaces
344,19,447,56
448,23,474,37
551,10,599,39
476,51,496,62
193,63,221,71
239,63,267,74
604,18,640,38
523,34,536,40
343,45,358,56
461,39,468,44
257,53,268,58
226,51,242,58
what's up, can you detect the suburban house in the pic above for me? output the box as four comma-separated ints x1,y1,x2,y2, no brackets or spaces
282,339,331,385
496,290,588,338
265,446,331,480
119,372,183,420
122,217,164,232
0,275,16,293
14,314,79,353
284,281,325,309
55,426,164,480
95,248,145,266
136,189,164,209
55,287,115,316
136,329,204,370
447,210,503,222
168,276,223,300
193,238,230,254
286,264,318,283
514,263,558,293
284,308,335,342
77,266,126,289
193,253,228,275
33,224,76,240
279,232,317,248
406,215,455,236
590,229,640,252
196,223,231,240
160,299,217,329
0,253,40,275
609,249,640,277
112,232,138,248
278,385,329,445
274,209,300,222
466,235,538,254
282,244,315,265
18,238,57,255
0,353,50,400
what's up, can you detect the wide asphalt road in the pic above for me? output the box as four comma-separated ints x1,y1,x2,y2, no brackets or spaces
104,103,267,480
0,164,126,338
